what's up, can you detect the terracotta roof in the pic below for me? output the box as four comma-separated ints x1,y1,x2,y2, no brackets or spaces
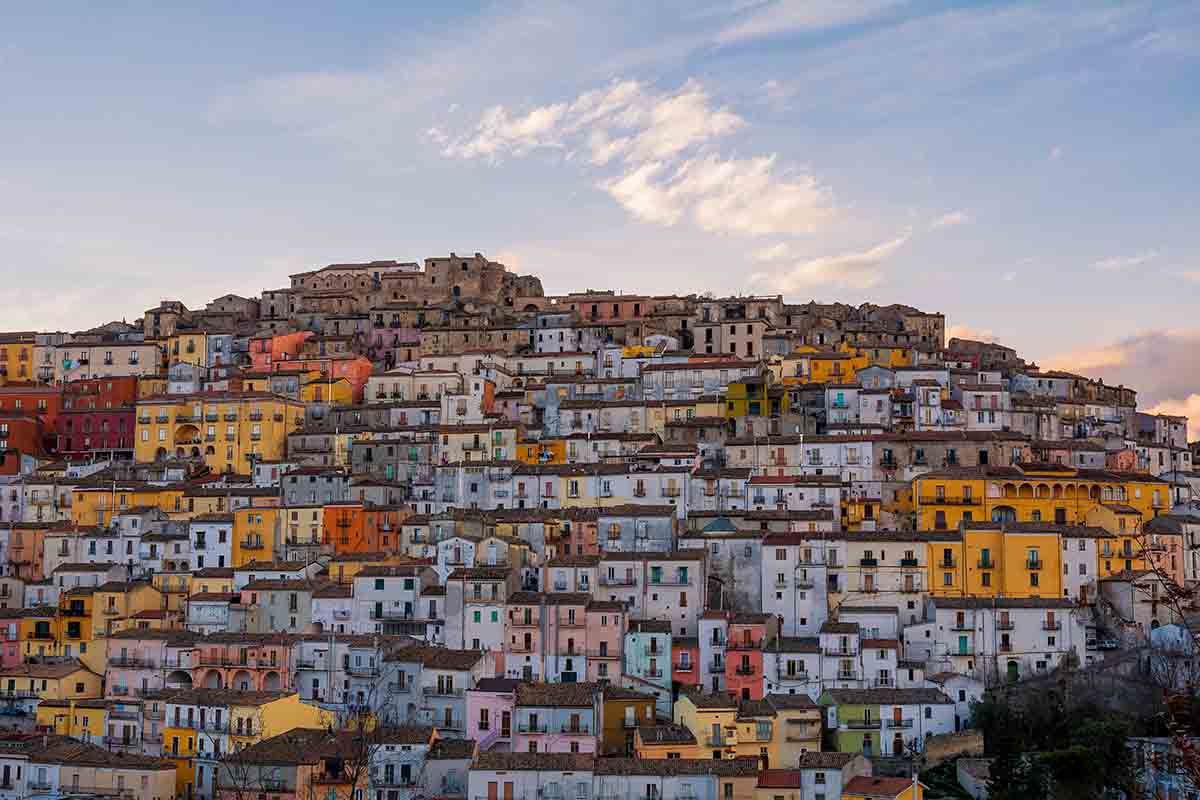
637,724,696,745
515,682,598,708
757,770,802,788
843,776,921,798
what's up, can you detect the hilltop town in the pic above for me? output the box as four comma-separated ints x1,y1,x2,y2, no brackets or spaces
0,252,1195,800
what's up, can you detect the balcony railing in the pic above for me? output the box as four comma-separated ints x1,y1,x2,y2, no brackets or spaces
422,686,464,698
1026,559,1043,570
844,718,882,729
518,722,549,733
675,662,694,672
734,664,756,676
996,621,1014,631
885,719,914,729
823,648,855,657
1042,621,1061,631
560,724,590,734
600,576,636,586
977,559,995,569
919,495,981,505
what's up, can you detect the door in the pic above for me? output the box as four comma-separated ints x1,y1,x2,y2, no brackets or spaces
488,782,498,800
958,635,969,656
503,783,514,800
501,710,511,737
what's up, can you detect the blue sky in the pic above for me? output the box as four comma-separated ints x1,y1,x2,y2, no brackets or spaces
2,1,1198,416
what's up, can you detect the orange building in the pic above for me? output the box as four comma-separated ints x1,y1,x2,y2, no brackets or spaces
323,504,409,554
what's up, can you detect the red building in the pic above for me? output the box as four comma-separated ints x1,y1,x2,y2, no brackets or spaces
56,407,136,459
0,384,63,431
725,613,779,701
54,377,140,459
673,635,701,689
0,413,47,458
62,376,139,410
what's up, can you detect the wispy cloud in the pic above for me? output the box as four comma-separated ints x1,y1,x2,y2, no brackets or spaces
1091,250,1158,272
748,231,911,292
930,210,970,230
714,0,902,45
438,79,836,237
947,324,998,343
1043,328,1200,433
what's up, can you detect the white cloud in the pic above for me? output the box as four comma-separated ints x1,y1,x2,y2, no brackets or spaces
1049,145,1063,161
947,324,998,343
440,78,836,238
715,0,902,45
1044,328,1200,436
1091,250,1158,272
1001,271,1017,282
930,210,970,230
749,231,910,292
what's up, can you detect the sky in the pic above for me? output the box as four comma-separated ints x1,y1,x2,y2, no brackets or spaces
2,1,1199,425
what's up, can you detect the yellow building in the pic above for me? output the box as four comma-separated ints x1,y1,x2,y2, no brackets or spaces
233,506,283,566
167,331,208,368
35,737,177,800
134,393,305,475
780,346,869,385
0,335,36,383
913,464,1169,532
302,375,354,405
844,776,924,800
674,692,738,759
516,439,568,465
138,374,170,398
163,688,332,798
71,483,182,527
92,580,164,638
930,525,1063,599
0,661,102,703
36,697,108,741
724,373,791,421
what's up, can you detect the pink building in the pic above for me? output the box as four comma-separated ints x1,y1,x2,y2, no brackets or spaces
249,331,313,371
585,601,625,682
105,629,197,698
513,682,599,755
192,634,293,692
505,592,545,681
0,611,24,668
466,677,519,753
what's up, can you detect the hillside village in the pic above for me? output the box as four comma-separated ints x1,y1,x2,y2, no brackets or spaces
0,252,1196,800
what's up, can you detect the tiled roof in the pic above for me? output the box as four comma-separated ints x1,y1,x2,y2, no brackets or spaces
515,681,598,708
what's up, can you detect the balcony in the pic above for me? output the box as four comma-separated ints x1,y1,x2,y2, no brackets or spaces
422,686,464,698
706,734,734,747
844,718,882,730
977,559,995,569
110,656,156,669
109,709,140,721
559,617,586,628
938,558,957,569
518,721,549,734
103,606,121,616
996,620,1014,631
560,723,590,734
1042,621,1062,631
646,668,663,678
105,735,140,747
859,557,878,567
708,661,724,672
885,718,914,729
240,539,265,550
600,575,636,587
999,642,1013,653
1026,559,1043,570
919,495,981,505
823,648,854,657
735,664,756,676
661,488,681,498
675,662,694,672
346,664,381,678
837,671,858,681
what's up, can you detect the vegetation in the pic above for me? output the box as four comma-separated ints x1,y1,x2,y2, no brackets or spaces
971,694,1140,799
